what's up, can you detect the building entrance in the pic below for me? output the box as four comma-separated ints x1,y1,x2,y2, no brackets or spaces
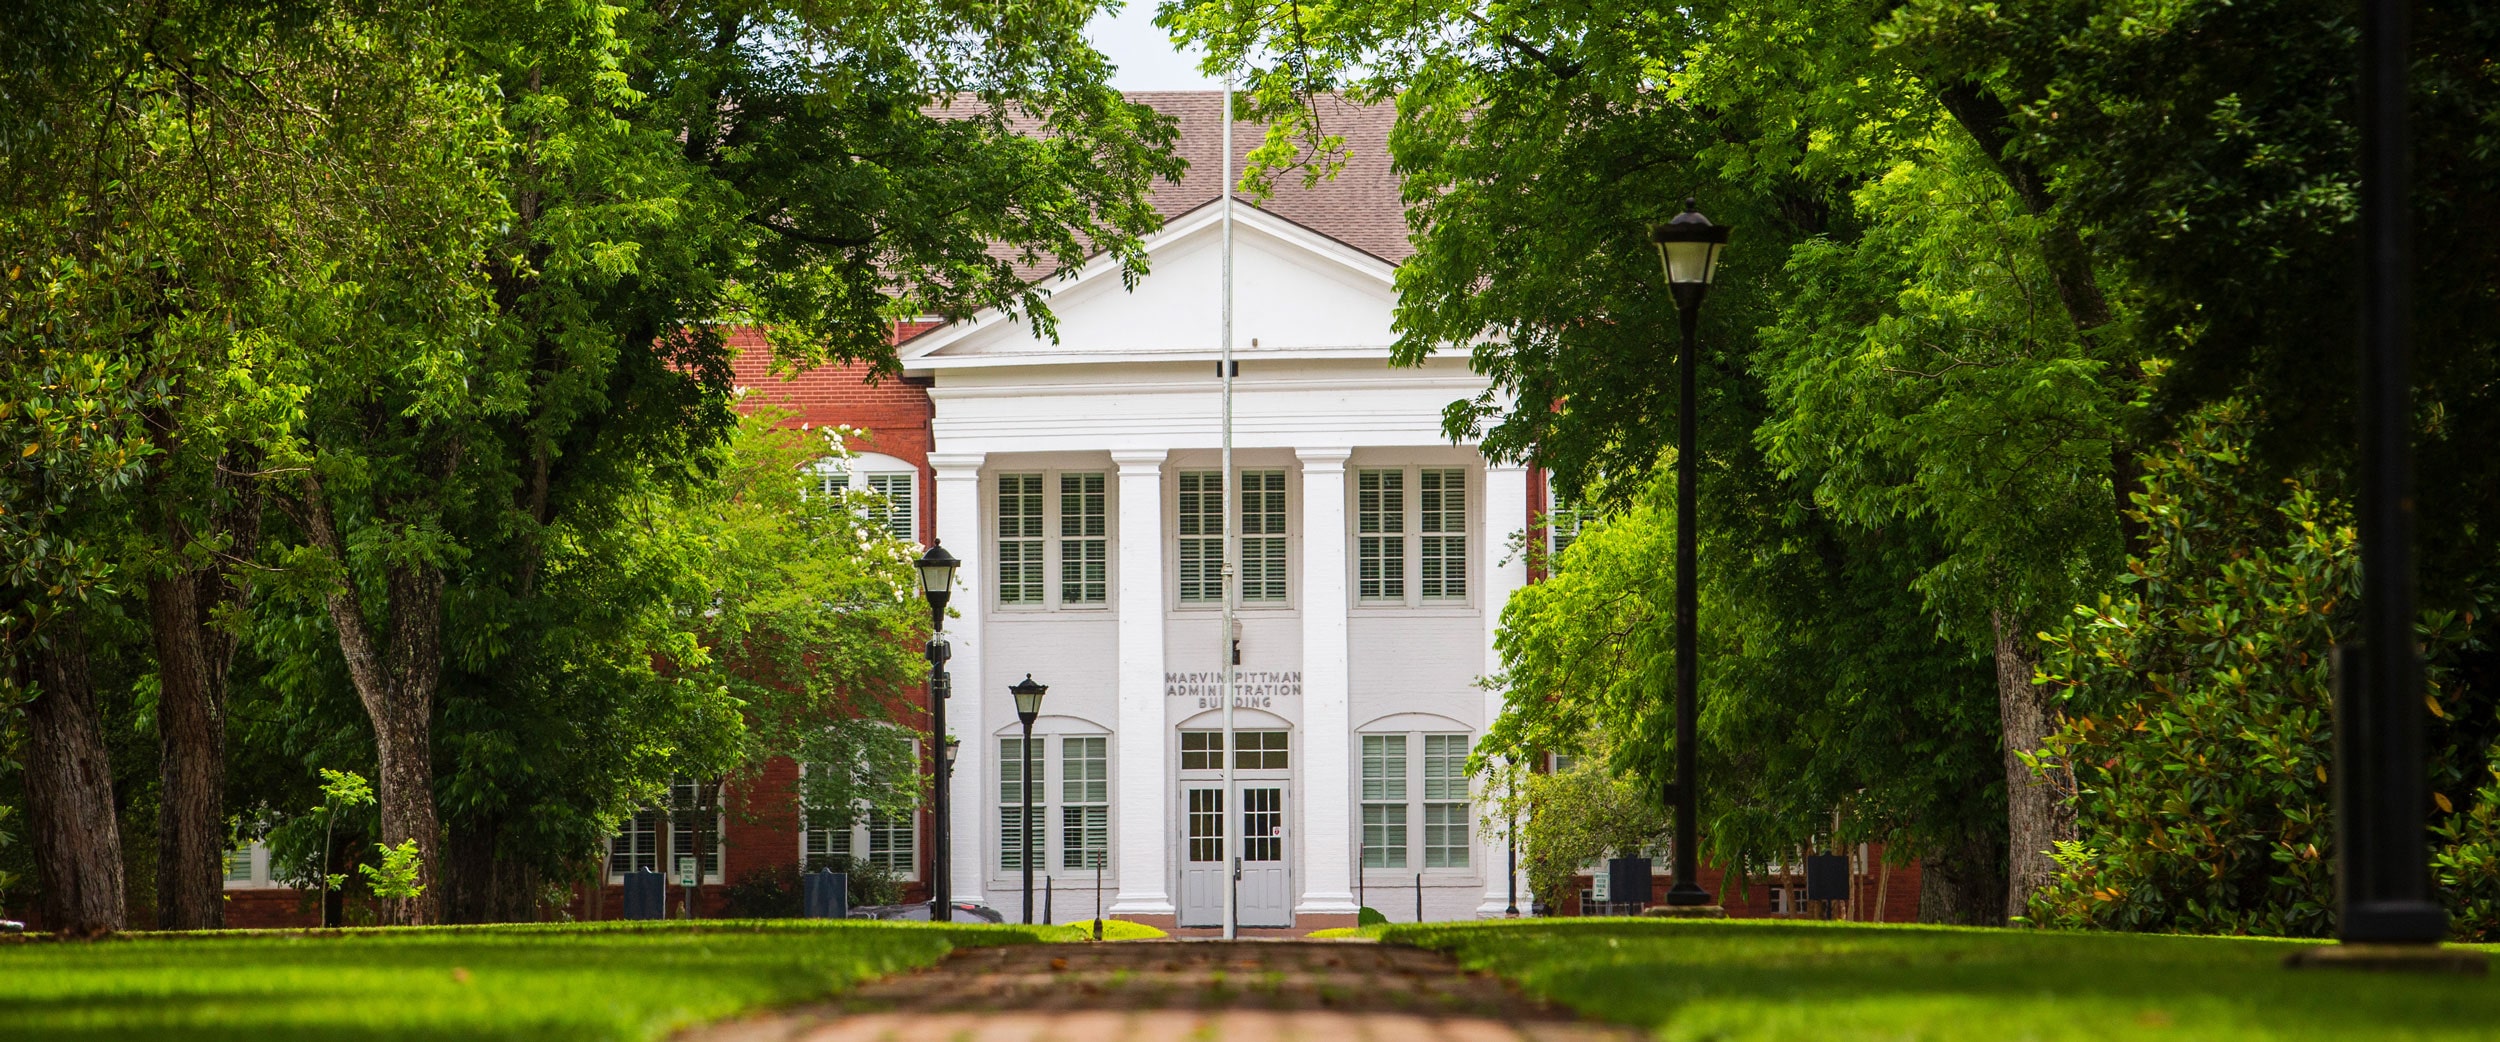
1178,782,1293,927
1176,728,1293,928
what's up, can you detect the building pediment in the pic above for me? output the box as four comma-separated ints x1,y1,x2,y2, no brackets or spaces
900,201,1401,373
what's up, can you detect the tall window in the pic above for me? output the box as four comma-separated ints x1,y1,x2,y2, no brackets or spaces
610,810,661,876
608,777,722,882
1177,471,1224,602
1241,471,1288,601
994,470,1111,609
1357,470,1406,601
1062,736,1109,869
1423,734,1472,867
866,811,915,874
669,778,723,881
1179,470,1289,604
814,455,918,543
998,473,1045,603
1419,470,1468,600
1546,484,1582,557
798,753,922,879
865,473,914,541
1361,735,1408,868
1352,466,1469,605
1060,473,1107,604
1000,736,1042,871
1000,734,1111,872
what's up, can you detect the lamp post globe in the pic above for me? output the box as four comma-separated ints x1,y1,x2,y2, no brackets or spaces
1647,198,1729,908
1009,674,1048,923
915,542,959,630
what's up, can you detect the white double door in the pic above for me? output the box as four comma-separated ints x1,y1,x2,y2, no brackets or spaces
1177,781,1293,928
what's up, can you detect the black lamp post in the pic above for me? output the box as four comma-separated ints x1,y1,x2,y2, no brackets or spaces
1649,199,1730,908
1010,673,1048,925
2333,0,2444,948
915,542,959,922
1504,753,1520,917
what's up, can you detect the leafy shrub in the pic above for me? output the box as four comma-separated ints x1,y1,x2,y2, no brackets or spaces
723,865,803,919
2032,403,2500,938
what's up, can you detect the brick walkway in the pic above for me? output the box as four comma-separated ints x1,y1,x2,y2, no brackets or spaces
681,940,1634,1042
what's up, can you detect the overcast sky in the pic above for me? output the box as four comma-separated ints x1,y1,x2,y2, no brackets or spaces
1087,2,1219,90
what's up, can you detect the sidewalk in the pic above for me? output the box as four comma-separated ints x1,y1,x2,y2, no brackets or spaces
679,940,1637,1041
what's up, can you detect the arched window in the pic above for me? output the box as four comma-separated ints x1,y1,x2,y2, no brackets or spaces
812,451,919,543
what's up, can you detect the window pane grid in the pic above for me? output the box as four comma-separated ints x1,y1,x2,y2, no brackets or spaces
1357,470,1406,600
1059,473,1107,604
867,810,915,874
1177,471,1223,602
1062,736,1109,869
1233,730,1289,770
1424,734,1470,801
867,472,915,542
1425,803,1470,868
1362,735,1407,801
1420,469,1467,599
1241,471,1288,601
1363,804,1408,868
998,474,1044,603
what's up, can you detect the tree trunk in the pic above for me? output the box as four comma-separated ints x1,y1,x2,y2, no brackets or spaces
19,623,127,935
447,814,545,923
300,475,446,925
145,453,261,931
1916,828,2007,926
1992,610,2075,921
149,571,227,931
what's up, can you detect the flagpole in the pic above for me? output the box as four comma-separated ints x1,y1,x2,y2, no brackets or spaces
1219,74,1240,942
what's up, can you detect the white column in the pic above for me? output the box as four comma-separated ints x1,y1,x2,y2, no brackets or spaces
931,452,987,907
1109,450,1173,915
1478,462,1532,916
1296,447,1359,916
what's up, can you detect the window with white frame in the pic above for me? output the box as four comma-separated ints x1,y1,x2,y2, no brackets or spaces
996,470,1111,609
1361,731,1475,872
1240,471,1288,601
1000,736,1043,871
1353,466,1468,605
1361,734,1408,868
1060,473,1107,605
865,810,915,874
608,777,724,882
1180,730,1289,771
814,454,919,543
1546,483,1582,557
221,841,273,888
1176,472,1223,603
999,734,1112,872
1177,470,1288,604
797,763,923,879
1423,734,1472,867
1419,470,1467,600
1062,736,1108,869
1356,470,1406,601
998,474,1045,603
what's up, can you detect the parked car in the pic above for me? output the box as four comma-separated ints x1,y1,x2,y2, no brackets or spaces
849,901,1004,923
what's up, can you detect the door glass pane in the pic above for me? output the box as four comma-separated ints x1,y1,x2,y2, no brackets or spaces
1187,788,1225,862
1242,788,1283,862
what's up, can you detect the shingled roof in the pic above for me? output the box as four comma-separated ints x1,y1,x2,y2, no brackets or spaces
1125,91,1410,265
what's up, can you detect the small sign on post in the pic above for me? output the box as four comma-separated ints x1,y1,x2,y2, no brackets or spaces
677,856,698,918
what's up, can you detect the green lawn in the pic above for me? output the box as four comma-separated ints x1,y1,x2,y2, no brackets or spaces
0,919,1043,1041
1382,918,2500,1042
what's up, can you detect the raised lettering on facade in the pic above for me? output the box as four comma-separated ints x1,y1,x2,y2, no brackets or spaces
1164,670,1303,708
